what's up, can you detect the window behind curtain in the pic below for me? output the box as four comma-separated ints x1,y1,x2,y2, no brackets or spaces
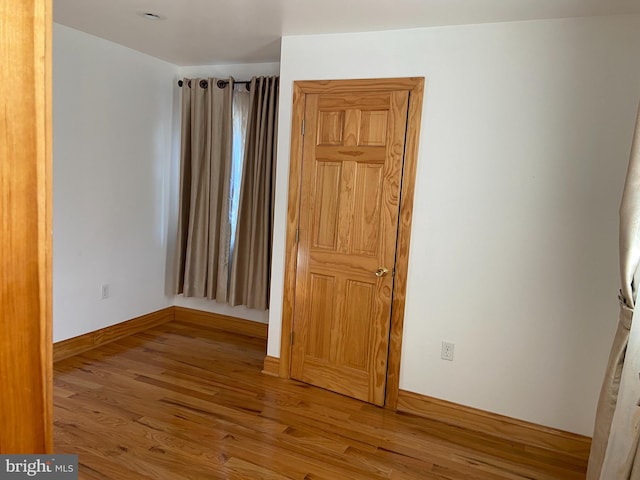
229,85,250,271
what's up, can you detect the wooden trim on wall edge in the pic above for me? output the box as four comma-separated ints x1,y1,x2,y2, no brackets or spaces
53,307,175,362
42,0,54,453
397,390,592,463
174,306,268,339
384,78,424,409
262,355,280,377
54,306,269,363
278,82,306,378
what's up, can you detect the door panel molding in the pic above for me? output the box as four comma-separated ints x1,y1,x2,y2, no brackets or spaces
279,78,424,409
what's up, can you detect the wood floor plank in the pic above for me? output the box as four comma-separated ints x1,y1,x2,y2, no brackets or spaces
54,319,587,479
350,407,585,478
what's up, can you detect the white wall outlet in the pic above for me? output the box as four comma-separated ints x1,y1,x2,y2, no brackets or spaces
441,341,454,361
101,283,110,300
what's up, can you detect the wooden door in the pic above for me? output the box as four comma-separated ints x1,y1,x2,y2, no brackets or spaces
290,89,409,405
0,0,53,453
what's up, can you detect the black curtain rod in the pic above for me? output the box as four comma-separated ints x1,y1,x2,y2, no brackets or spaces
177,79,251,89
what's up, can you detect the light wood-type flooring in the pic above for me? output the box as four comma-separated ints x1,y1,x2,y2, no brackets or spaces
53,318,587,479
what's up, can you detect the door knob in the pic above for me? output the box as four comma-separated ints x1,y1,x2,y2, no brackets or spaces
375,267,389,277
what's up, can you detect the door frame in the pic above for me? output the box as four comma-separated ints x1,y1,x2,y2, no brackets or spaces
279,78,424,409
0,0,53,452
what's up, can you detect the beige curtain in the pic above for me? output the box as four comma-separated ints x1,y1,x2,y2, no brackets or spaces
174,77,234,300
587,103,640,479
229,76,279,310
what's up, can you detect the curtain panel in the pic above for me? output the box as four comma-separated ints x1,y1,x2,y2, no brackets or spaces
174,77,234,300
230,76,279,310
587,103,640,479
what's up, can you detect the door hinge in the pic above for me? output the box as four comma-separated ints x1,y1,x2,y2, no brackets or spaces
295,227,300,244
301,119,305,136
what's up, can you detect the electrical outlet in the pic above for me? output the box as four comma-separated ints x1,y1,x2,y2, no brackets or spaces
101,283,110,300
441,341,454,361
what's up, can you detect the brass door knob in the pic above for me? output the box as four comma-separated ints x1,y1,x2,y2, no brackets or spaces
375,267,389,277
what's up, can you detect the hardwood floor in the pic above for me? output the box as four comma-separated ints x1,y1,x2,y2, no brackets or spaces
54,318,587,479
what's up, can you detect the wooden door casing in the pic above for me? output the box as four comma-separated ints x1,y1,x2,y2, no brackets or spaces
0,0,53,453
281,78,424,408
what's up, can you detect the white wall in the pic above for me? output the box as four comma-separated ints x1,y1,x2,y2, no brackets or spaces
178,63,280,80
168,62,280,323
268,15,640,435
53,24,177,341
54,25,278,338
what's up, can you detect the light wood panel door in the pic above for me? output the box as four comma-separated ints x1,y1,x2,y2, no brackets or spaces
291,90,409,406
0,0,53,453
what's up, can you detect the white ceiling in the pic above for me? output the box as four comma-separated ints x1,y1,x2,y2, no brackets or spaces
53,0,640,66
